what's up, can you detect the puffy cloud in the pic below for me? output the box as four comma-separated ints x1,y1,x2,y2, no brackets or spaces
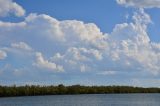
11,42,32,51
57,16,107,50
33,52,64,72
107,9,160,75
1,9,160,76
66,47,102,61
50,47,102,72
0,13,107,73
97,71,116,75
0,4,160,86
0,0,25,17
80,65,88,72
117,0,160,8
0,50,7,60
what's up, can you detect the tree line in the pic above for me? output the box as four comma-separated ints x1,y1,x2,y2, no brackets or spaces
0,84,160,97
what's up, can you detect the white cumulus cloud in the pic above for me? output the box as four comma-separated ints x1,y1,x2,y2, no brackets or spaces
0,1,160,85
0,9,160,75
117,0,160,8
11,42,32,51
0,0,25,17
97,71,116,75
0,50,7,60
34,52,64,72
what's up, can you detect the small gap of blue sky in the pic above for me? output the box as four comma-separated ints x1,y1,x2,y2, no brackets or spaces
146,9,160,42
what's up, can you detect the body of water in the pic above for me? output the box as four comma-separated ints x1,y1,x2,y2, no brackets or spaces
0,94,159,106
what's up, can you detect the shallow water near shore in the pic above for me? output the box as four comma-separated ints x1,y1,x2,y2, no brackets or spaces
0,94,159,106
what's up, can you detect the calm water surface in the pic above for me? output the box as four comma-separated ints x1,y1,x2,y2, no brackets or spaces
0,94,159,106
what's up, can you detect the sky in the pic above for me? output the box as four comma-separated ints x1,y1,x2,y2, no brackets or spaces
0,0,160,87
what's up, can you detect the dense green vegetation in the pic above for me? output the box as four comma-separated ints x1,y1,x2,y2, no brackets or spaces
0,84,160,97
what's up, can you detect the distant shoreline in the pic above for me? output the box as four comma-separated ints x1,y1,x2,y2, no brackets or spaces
0,84,160,97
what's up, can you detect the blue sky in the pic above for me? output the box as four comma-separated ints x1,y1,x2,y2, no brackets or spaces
0,0,160,87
